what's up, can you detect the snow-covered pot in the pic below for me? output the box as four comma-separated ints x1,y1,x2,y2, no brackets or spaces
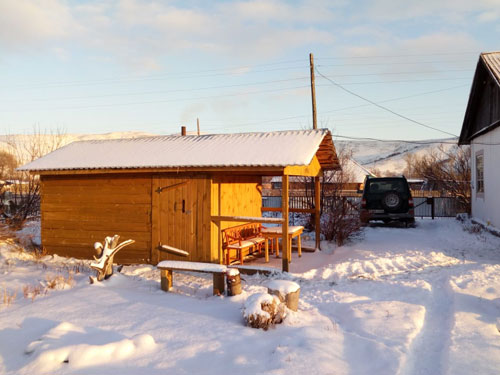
226,268,241,296
267,280,300,312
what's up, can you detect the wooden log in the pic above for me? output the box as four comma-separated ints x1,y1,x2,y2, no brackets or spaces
90,235,135,282
159,244,190,257
267,280,300,312
213,273,225,295
161,269,173,291
226,269,242,296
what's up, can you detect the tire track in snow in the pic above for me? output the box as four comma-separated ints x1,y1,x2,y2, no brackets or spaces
310,252,461,284
399,274,454,375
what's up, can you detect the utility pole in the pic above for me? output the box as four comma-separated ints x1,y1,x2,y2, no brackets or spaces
197,118,200,135
310,53,321,250
310,53,317,130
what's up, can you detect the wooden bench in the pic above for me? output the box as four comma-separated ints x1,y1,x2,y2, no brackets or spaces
157,260,227,295
222,223,267,265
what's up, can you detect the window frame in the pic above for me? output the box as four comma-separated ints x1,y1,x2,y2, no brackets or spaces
475,150,484,198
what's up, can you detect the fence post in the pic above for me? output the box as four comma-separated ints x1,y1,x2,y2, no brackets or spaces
426,197,435,220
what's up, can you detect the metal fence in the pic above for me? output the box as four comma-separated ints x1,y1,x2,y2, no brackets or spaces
262,195,465,218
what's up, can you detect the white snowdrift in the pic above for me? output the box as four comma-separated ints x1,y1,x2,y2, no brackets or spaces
22,321,156,374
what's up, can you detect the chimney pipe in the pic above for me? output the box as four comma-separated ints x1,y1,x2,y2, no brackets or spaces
181,126,186,136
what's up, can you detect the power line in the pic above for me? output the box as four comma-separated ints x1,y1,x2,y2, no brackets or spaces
335,77,470,85
3,77,470,104
0,84,311,112
315,67,459,138
3,76,310,103
3,60,474,91
331,132,500,146
195,83,469,131
317,51,478,60
4,64,309,91
319,83,468,114
315,68,471,78
331,134,459,144
316,59,472,68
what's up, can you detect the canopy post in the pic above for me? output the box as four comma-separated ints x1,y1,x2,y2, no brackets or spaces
315,175,321,250
282,174,290,272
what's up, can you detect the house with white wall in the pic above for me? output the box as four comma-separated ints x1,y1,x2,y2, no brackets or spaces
459,51,500,229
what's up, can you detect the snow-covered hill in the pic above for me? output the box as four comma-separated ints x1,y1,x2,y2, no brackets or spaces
335,138,459,175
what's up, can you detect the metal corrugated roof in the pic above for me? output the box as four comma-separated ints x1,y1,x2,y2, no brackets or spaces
19,129,332,171
482,52,500,84
458,52,500,145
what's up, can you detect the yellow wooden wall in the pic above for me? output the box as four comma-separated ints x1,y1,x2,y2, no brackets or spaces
41,174,152,264
210,175,263,262
151,175,212,264
40,172,262,265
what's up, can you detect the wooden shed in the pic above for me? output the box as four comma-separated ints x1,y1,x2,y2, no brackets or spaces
19,129,339,269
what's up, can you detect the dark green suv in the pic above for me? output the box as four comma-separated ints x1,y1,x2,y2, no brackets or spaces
360,176,415,226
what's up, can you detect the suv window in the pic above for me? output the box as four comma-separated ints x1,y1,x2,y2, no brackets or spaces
366,179,407,194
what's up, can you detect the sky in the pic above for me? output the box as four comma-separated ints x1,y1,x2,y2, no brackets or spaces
0,0,499,141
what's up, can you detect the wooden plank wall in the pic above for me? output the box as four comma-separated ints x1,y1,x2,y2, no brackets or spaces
41,174,152,263
210,175,263,262
152,175,211,264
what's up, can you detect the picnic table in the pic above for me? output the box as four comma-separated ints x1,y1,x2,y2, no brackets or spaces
261,225,304,263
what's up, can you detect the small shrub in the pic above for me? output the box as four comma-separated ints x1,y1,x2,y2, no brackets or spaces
45,272,74,290
463,222,482,234
2,287,17,307
32,246,48,261
22,284,46,302
321,198,361,246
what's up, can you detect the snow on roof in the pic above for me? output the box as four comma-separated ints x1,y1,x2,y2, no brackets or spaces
19,129,333,172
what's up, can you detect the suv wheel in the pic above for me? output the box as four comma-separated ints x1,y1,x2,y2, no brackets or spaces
381,191,402,211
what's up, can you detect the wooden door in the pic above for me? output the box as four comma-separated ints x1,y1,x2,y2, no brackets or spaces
152,175,211,264
155,177,200,262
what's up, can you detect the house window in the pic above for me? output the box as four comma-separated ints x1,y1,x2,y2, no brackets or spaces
476,151,484,195
271,182,282,190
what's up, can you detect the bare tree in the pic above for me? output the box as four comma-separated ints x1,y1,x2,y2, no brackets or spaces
0,151,18,179
5,127,66,224
405,145,471,212
321,146,361,246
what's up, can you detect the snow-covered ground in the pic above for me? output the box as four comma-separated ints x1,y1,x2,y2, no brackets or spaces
1,218,499,374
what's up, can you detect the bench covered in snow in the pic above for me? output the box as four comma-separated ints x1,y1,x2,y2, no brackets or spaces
157,261,227,295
